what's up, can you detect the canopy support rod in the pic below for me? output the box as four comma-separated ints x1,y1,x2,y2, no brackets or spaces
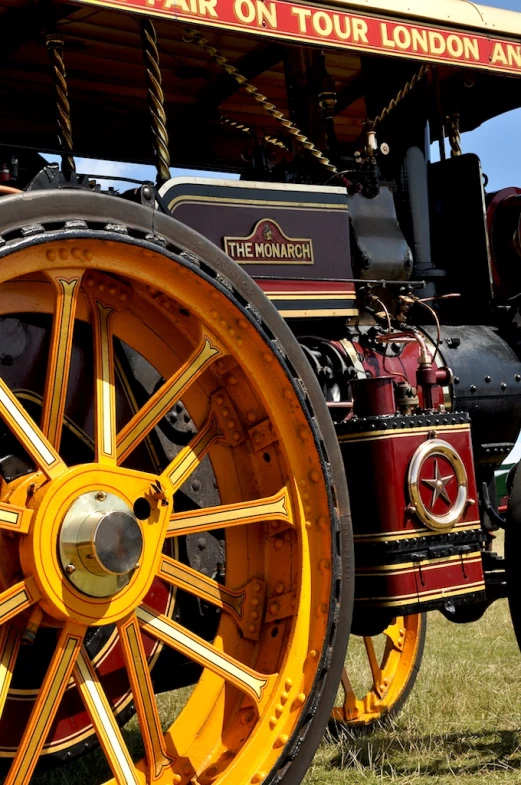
140,19,171,185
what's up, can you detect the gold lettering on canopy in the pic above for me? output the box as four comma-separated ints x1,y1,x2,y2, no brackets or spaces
73,0,521,77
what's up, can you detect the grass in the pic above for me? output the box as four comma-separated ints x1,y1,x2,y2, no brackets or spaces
306,532,521,784
17,535,521,785
306,597,521,785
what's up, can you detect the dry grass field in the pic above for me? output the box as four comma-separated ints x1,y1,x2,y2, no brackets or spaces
308,597,521,785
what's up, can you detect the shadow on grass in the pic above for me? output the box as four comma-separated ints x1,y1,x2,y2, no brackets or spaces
326,727,521,777
1,685,192,785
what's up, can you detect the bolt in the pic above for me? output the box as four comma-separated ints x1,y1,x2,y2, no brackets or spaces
134,562,140,569
66,564,76,575
96,492,107,502
142,185,153,200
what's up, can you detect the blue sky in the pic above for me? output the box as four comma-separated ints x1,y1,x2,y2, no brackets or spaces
46,0,521,192
451,0,521,192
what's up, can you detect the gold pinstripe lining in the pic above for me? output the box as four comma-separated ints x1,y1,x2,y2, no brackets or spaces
353,520,481,542
339,424,470,443
355,581,486,607
355,552,482,575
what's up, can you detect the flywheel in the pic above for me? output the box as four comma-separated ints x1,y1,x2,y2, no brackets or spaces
0,190,352,785
331,614,426,728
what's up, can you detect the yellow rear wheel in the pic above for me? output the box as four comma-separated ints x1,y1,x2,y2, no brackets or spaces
331,614,426,728
0,192,352,785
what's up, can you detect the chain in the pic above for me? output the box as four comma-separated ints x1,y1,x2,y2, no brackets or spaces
219,114,288,150
185,28,337,174
140,19,171,184
446,113,462,157
46,36,76,175
373,63,430,128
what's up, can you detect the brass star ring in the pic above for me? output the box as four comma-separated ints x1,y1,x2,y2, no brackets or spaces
408,438,468,532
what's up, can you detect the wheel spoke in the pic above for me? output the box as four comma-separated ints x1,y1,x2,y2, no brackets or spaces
0,624,20,722
91,299,117,464
0,379,65,478
0,502,32,534
340,667,354,697
41,272,83,450
4,622,84,785
167,487,291,538
384,618,405,652
118,615,173,781
161,414,223,493
0,580,40,628
114,344,163,474
158,554,244,620
117,337,221,464
364,637,383,690
74,646,139,785
137,605,276,706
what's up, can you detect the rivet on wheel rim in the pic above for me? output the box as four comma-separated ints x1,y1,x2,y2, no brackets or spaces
0,224,348,785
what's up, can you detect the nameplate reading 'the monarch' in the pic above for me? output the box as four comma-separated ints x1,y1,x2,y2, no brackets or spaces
223,219,314,265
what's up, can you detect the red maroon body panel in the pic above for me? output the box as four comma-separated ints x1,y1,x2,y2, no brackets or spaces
339,413,485,613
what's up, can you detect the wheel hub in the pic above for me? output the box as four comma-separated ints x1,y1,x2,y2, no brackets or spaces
18,463,171,625
59,491,144,598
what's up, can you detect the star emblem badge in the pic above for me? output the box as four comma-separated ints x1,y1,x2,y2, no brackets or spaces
421,459,454,507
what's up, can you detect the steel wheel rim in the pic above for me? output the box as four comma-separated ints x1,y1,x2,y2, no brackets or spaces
0,233,338,784
332,614,424,727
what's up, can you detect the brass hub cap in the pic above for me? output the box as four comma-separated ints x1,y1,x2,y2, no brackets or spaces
59,491,144,598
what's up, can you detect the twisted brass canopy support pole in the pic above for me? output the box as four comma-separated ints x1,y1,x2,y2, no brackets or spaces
186,28,337,174
446,113,462,158
140,19,171,185
219,114,288,150
46,35,76,175
373,64,431,129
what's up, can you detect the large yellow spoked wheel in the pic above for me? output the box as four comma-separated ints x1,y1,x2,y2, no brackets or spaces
0,191,352,785
331,614,426,728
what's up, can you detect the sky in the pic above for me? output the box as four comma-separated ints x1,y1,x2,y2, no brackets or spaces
448,0,521,192
45,0,521,193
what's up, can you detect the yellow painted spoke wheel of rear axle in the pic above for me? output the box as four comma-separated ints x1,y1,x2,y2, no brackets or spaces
331,614,426,727
0,204,351,785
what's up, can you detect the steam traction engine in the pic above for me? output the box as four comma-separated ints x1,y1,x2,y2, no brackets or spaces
0,1,520,783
